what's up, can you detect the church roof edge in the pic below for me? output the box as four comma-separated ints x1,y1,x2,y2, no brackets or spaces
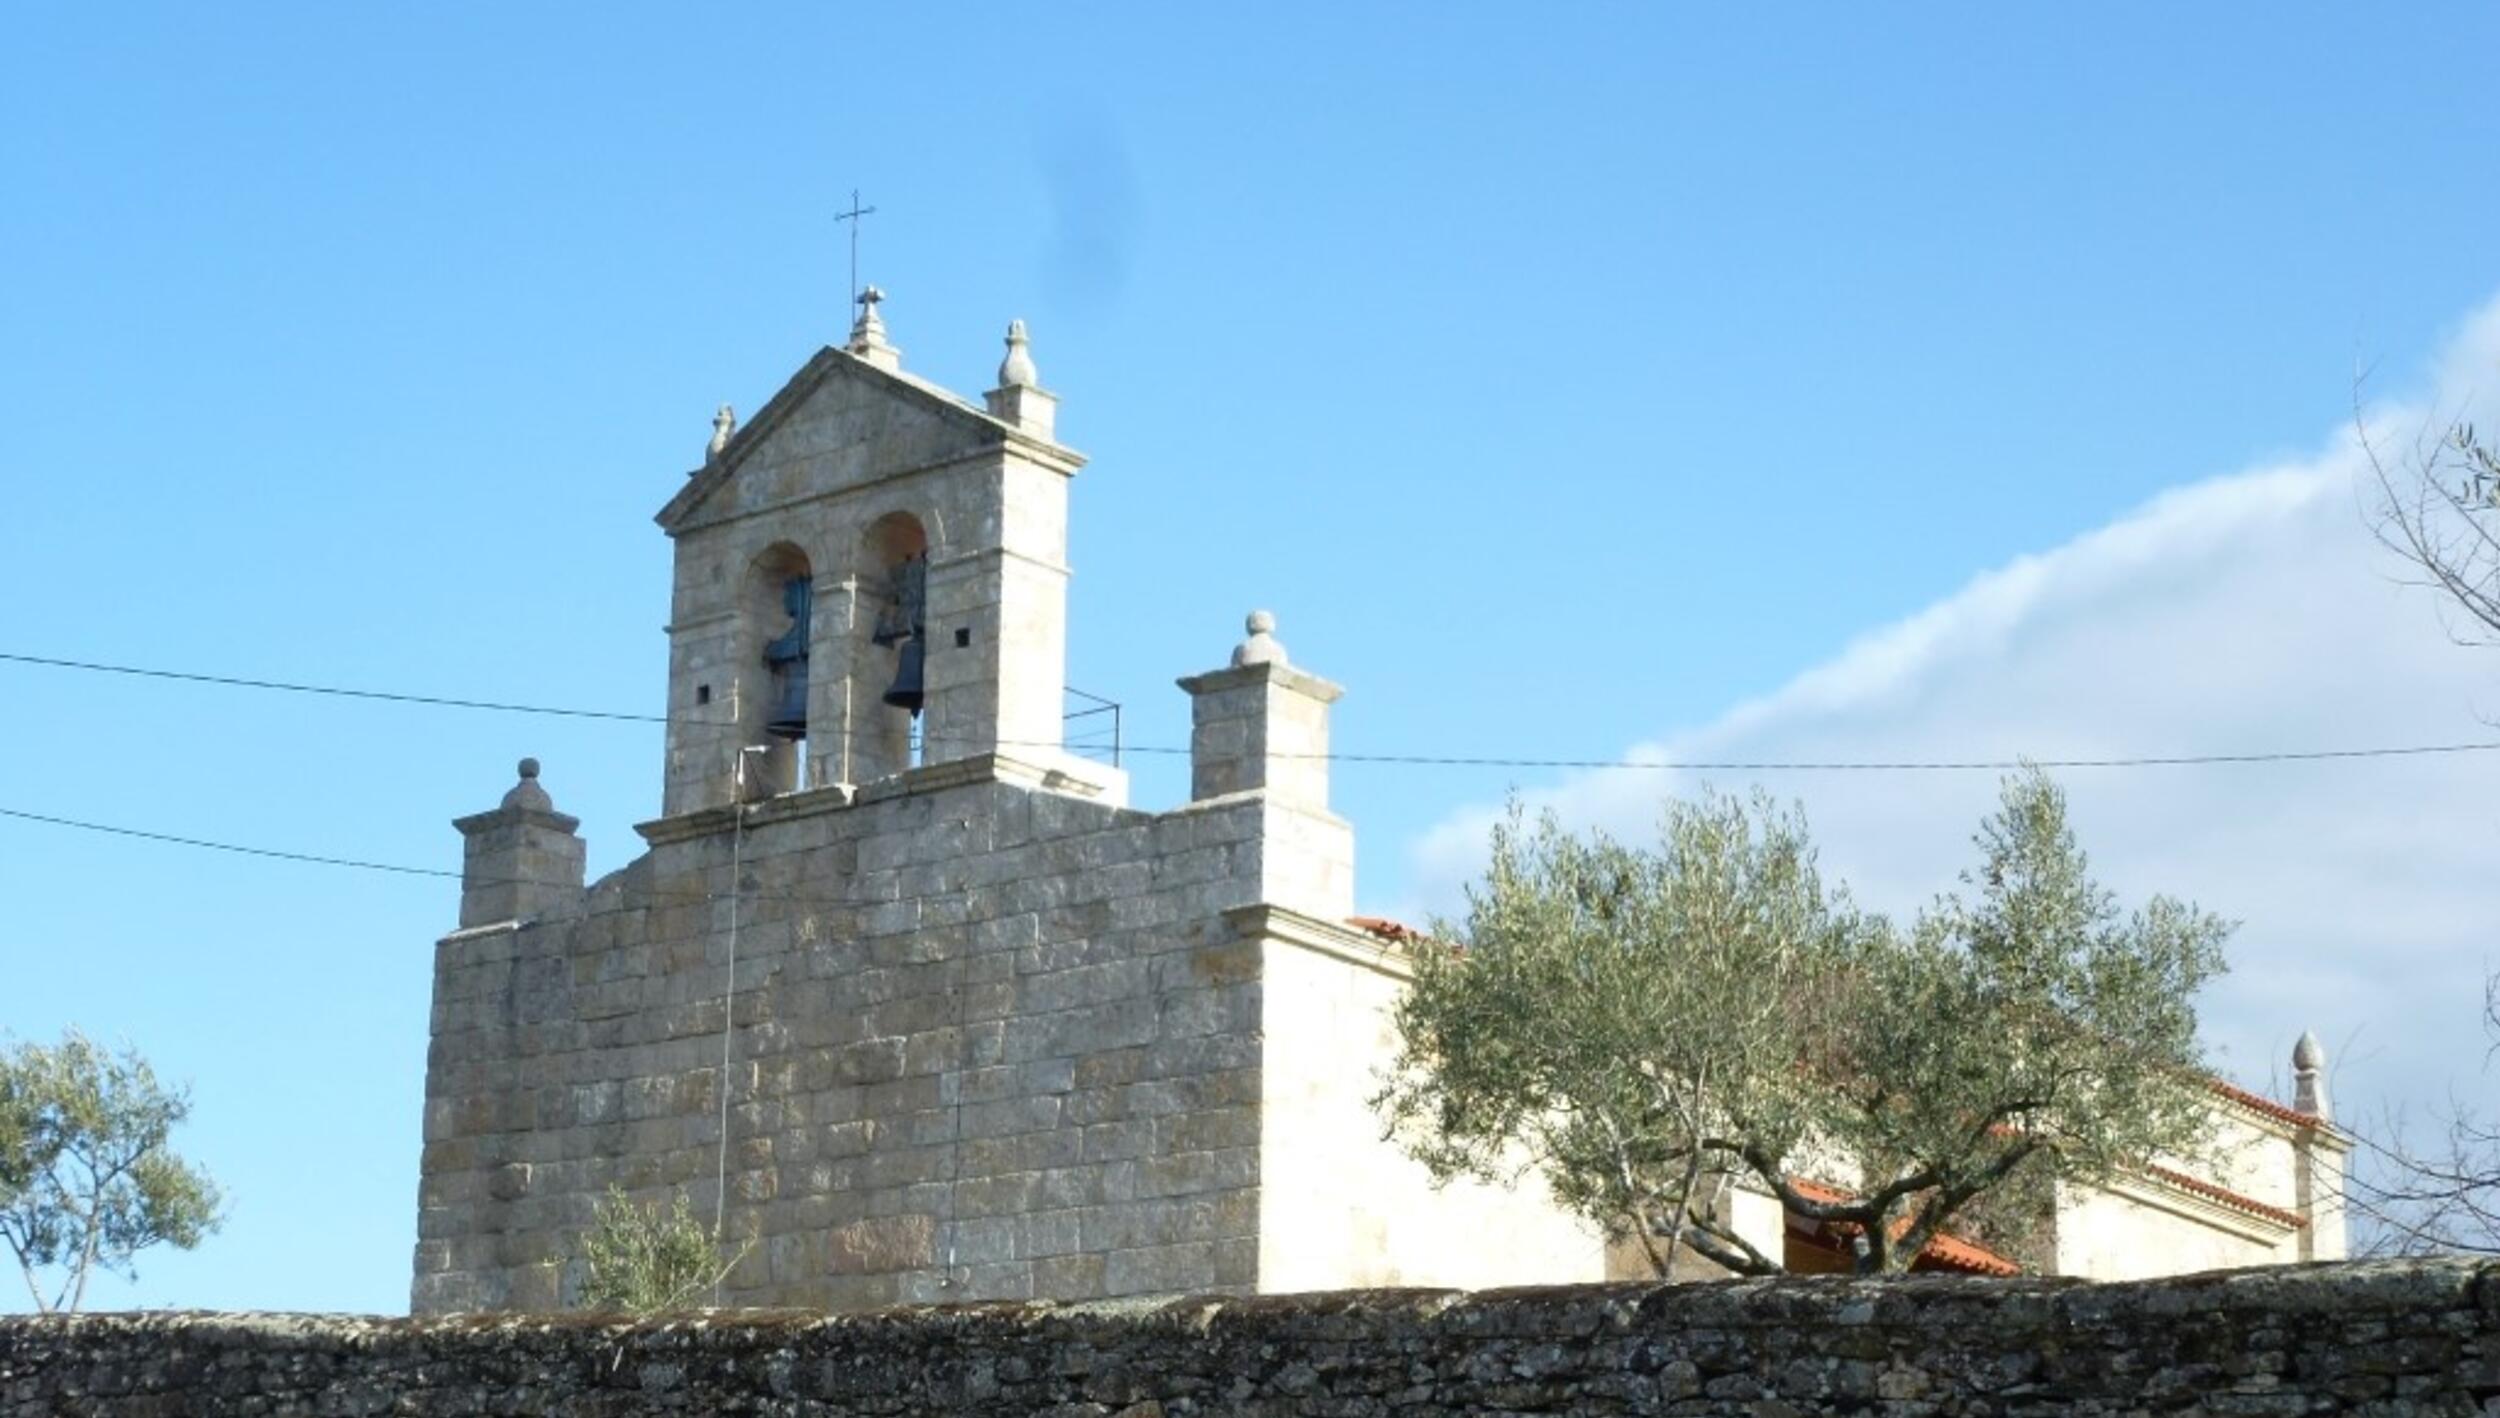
2209,1077,2347,1144
655,344,1086,533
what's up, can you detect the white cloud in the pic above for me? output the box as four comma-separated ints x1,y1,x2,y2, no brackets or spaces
1407,295,2500,1124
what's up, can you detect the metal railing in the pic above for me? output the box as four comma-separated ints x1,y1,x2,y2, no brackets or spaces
890,686,1121,767
1064,686,1123,767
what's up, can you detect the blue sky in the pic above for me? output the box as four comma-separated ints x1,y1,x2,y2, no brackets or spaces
4,5,2497,1313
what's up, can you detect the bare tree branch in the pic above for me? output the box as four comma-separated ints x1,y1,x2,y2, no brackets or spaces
2354,399,2500,1252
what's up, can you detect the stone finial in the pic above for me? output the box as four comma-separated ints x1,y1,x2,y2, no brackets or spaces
849,285,901,369
983,318,1058,437
2293,1029,2331,1121
998,319,1039,388
1179,608,1346,828
500,757,554,813
707,404,736,463
1231,610,1287,668
457,756,583,930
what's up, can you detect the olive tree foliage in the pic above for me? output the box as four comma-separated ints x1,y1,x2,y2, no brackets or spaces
1372,789,1855,1274
575,1187,750,1314
1376,771,2230,1275
0,1030,223,1313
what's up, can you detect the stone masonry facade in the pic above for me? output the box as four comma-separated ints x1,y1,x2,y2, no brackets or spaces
412,306,1601,1314
425,768,1340,1311
14,1259,2500,1415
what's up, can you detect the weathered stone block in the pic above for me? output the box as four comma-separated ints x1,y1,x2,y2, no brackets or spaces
1101,1239,1221,1296
824,1213,935,1274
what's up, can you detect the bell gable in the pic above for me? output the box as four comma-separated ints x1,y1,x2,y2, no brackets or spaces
652,314,1094,816
657,346,1080,537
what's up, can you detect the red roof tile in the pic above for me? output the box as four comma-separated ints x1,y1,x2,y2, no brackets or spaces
2141,1163,2305,1229
2206,1077,2320,1132
1783,1177,2022,1277
1347,915,1428,944
1915,1231,2025,1277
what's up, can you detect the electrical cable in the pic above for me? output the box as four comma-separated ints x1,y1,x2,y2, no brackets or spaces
0,805,847,918
7,651,2498,772
0,806,461,878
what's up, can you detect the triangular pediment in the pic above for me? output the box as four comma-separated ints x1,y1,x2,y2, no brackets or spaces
656,347,1078,533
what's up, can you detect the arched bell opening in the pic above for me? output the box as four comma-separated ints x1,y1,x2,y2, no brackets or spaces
739,540,815,797
860,511,929,772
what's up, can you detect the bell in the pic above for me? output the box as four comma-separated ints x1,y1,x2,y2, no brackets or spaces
761,574,812,740
765,665,809,740
882,636,925,714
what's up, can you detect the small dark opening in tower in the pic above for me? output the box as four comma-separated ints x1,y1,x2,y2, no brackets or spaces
696,684,712,706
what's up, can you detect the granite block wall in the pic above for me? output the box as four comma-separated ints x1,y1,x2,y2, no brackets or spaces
417,771,1291,1315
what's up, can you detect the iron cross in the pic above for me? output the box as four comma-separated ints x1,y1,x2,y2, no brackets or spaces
834,189,877,309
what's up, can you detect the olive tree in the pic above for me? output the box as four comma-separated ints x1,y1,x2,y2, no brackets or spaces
575,1187,750,1313
1375,770,2229,1275
0,1030,223,1313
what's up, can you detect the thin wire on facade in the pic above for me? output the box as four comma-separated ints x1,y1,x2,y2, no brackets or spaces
714,754,762,1278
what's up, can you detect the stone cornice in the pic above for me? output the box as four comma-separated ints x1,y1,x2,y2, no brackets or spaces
1176,661,1344,703
2098,1170,2299,1245
434,920,523,947
2210,1080,2352,1153
634,752,1125,846
1223,903,1414,981
663,607,740,635
453,804,580,837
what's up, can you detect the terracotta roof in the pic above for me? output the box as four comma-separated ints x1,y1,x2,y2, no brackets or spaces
2141,1163,2306,1229
1782,1177,2022,1277
2206,1077,2321,1132
1347,915,1428,944
1912,1231,2023,1277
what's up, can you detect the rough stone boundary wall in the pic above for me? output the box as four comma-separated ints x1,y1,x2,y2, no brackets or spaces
5,1260,2497,1416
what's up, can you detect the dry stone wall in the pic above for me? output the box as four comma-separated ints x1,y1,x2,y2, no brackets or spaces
9,1260,2499,1416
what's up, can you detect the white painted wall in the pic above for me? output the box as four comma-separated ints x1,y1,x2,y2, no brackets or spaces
2052,1181,2296,1281
2050,1098,2344,1280
1253,932,1608,1293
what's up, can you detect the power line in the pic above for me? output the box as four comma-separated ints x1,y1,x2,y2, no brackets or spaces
0,806,459,879
0,652,665,724
0,804,832,918
6,649,2500,772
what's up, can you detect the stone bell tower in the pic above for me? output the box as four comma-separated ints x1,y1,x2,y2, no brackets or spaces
419,292,1612,1316
651,293,1113,815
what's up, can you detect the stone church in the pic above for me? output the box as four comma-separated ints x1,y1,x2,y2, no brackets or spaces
412,296,2347,1313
